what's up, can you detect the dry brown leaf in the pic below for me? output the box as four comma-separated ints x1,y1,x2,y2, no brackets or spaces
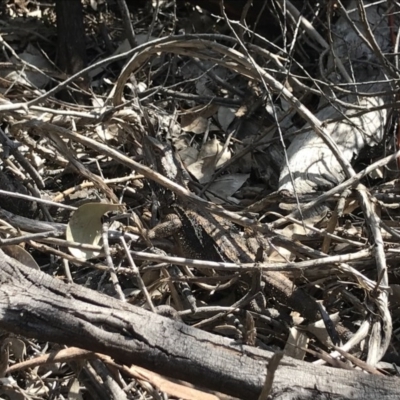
284,327,309,360
207,173,250,203
181,115,208,134
186,139,230,183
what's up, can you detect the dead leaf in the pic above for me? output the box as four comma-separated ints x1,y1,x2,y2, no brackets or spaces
197,138,230,166
2,44,54,88
218,107,236,131
8,338,26,361
186,139,230,183
181,115,208,134
3,245,40,270
66,203,123,260
284,327,309,360
207,173,250,203
178,146,198,167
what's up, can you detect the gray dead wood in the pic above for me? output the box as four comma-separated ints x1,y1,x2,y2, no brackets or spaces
0,251,399,400
279,1,391,194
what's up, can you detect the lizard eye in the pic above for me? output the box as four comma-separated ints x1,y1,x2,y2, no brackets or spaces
153,147,162,156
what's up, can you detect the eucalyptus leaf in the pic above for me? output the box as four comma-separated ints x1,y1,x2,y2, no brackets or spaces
66,203,122,260
3,245,40,270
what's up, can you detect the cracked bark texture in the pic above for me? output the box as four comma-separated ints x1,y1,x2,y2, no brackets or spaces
0,251,399,399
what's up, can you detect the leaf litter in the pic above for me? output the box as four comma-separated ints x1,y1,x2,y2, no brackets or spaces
0,0,399,398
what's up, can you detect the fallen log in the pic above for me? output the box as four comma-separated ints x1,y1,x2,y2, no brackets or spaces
0,251,398,399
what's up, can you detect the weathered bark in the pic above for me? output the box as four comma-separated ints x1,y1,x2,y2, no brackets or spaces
0,251,399,399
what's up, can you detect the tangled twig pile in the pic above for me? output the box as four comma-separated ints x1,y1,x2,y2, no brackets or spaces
0,0,399,398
